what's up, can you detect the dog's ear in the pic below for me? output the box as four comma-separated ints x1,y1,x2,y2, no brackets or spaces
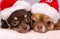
28,11,32,16
1,19,9,28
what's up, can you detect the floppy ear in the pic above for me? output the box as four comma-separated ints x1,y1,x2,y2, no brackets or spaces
1,19,9,28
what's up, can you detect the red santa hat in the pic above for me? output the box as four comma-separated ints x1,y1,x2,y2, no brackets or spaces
1,0,31,20
39,0,59,11
31,3,59,23
1,0,17,10
0,0,1,10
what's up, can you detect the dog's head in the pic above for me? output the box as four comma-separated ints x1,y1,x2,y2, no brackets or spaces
6,9,31,33
31,13,54,33
31,3,59,33
1,1,32,33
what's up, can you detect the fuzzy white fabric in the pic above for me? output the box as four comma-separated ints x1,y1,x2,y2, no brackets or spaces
0,0,2,2
31,3,59,23
59,13,60,19
0,29,60,39
1,1,31,20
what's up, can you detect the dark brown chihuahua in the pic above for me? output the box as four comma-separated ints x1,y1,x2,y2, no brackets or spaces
1,9,32,33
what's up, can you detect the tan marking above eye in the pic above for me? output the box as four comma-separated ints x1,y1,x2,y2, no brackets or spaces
24,15,27,18
14,17,18,20
45,19,53,23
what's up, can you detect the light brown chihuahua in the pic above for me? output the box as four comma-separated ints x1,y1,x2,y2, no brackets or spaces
31,13,54,33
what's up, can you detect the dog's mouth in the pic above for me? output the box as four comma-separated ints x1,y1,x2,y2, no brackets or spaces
18,24,30,33
32,23,47,33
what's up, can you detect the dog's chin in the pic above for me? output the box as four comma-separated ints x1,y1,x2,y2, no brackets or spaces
19,25,30,33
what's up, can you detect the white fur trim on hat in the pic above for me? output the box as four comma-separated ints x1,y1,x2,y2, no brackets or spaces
59,13,60,19
31,3,59,23
1,1,31,20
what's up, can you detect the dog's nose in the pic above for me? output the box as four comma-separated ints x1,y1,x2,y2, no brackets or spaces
22,26,27,30
20,25,30,33
37,25,43,30
34,24,46,33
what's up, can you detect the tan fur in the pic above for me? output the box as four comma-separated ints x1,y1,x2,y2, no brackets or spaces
31,13,54,33
54,19,60,30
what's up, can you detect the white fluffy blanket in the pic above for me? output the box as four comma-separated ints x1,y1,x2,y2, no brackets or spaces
0,29,60,39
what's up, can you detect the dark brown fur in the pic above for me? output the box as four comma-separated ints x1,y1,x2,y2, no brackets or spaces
1,9,32,33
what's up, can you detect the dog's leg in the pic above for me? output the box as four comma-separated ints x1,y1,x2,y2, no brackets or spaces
54,19,60,30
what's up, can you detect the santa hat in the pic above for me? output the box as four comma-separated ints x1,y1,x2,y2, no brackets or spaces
39,0,59,11
1,0,17,10
1,0,31,20
31,3,59,23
